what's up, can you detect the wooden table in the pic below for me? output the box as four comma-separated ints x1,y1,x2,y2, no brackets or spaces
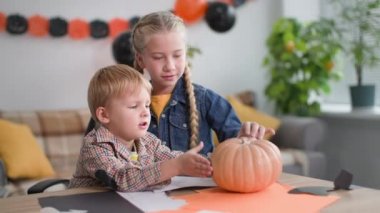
1,173,379,213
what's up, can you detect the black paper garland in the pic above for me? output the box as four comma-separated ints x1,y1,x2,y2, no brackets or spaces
6,14,28,35
205,2,236,33
90,20,109,39
112,31,134,66
49,17,68,37
129,16,140,30
1,0,250,39
232,0,247,8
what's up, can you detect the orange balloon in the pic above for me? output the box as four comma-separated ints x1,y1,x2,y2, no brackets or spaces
0,12,5,32
68,19,89,40
218,0,234,5
28,15,49,37
109,18,129,38
174,0,208,24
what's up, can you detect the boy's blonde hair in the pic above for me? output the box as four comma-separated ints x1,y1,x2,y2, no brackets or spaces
131,11,200,149
87,64,151,123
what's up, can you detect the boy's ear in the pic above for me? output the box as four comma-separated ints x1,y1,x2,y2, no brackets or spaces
96,107,110,124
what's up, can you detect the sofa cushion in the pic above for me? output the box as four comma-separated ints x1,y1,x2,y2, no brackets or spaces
226,96,281,139
0,109,91,157
271,116,326,151
38,110,85,136
0,119,55,179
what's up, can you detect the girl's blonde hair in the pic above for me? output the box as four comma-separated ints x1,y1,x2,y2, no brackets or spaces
131,11,199,148
87,64,152,123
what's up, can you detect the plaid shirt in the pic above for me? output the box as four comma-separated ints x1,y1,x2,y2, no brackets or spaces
69,126,183,192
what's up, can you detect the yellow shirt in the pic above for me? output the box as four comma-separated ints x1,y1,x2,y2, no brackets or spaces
151,94,172,120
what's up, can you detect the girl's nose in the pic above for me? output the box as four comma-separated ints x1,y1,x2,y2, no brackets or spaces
164,58,175,71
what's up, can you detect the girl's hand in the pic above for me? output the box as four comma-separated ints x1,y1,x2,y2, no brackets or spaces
176,142,213,177
237,122,275,139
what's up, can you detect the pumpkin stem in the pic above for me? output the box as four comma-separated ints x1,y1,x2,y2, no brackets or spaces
240,137,251,144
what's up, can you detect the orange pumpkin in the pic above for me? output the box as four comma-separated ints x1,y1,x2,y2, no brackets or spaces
211,137,282,193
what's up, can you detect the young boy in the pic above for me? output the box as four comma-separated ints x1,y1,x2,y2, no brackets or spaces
69,64,212,192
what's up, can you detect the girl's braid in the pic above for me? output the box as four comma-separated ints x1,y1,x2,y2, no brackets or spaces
183,65,199,148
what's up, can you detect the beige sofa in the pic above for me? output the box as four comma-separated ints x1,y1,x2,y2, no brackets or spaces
0,109,91,197
0,91,326,197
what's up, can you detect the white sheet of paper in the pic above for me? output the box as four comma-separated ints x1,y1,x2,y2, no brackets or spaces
154,176,217,192
117,191,186,212
117,176,216,212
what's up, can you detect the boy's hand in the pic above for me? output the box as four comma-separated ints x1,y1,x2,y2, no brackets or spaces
238,122,275,139
177,142,213,177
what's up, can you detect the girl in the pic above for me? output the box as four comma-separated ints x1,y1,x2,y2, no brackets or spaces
131,11,275,156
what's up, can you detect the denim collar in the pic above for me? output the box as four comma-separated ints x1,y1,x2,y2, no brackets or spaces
170,76,188,105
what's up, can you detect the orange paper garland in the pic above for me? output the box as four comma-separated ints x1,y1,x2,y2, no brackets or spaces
0,0,251,40
0,12,5,32
28,15,49,37
109,18,129,38
68,19,89,40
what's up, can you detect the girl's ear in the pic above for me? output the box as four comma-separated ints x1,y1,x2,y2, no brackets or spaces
135,53,145,69
96,107,110,124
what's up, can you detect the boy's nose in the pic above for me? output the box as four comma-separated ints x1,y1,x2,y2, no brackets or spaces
141,108,150,117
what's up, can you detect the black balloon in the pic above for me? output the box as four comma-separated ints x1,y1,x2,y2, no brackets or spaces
205,2,236,33
6,14,28,35
112,31,134,66
129,16,140,30
49,17,68,37
233,0,246,8
90,20,109,39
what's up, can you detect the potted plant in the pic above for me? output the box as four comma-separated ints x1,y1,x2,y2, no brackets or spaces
328,0,380,108
263,18,341,116
187,45,202,67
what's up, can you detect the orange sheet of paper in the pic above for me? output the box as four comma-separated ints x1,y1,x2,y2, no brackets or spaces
156,183,339,213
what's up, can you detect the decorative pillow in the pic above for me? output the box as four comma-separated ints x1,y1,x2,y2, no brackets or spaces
227,96,281,139
0,119,55,179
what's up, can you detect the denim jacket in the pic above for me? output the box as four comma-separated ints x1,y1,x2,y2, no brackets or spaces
148,77,241,155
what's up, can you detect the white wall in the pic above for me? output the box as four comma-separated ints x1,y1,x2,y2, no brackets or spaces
282,0,320,21
0,0,281,111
